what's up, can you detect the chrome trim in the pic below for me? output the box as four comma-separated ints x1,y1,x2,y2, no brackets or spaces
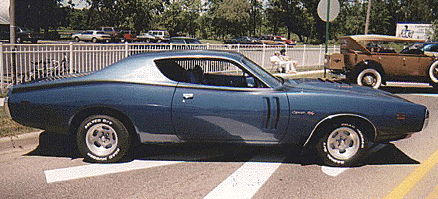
303,113,377,147
423,109,429,131
4,96,11,119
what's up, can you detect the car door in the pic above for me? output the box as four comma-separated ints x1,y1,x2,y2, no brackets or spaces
82,31,92,41
399,55,433,77
170,58,289,143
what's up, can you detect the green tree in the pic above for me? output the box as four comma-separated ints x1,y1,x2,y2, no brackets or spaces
16,0,65,31
206,0,251,38
159,0,202,36
267,0,318,42
80,0,166,32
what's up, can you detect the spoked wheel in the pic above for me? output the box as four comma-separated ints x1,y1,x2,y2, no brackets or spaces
77,115,131,163
356,68,382,89
316,122,369,167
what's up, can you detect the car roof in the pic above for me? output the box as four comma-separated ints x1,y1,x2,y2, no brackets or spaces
339,35,426,54
84,50,246,83
343,35,425,42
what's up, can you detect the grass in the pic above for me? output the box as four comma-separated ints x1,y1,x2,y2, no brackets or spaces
0,108,38,137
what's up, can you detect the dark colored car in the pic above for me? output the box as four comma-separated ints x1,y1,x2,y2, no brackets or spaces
4,50,429,166
169,37,202,44
401,42,438,56
169,37,202,49
225,36,261,44
0,24,43,43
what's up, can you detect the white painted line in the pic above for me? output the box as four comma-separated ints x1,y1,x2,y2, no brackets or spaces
203,155,285,199
321,166,349,177
45,160,182,183
44,145,234,183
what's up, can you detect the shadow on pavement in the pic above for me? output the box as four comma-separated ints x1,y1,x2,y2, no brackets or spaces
25,131,419,167
25,131,80,159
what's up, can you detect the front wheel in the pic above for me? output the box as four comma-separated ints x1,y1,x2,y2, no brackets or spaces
76,115,131,163
316,122,369,167
356,68,382,89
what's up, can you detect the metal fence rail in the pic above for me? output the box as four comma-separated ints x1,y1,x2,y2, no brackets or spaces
0,43,339,92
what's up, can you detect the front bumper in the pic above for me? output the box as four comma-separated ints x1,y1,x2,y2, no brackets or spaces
423,109,430,131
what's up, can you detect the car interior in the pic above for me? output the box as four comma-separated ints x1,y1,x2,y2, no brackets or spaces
154,58,267,88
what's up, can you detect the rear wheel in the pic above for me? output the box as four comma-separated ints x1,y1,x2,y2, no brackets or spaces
92,37,98,43
356,68,382,89
316,122,369,167
76,115,131,163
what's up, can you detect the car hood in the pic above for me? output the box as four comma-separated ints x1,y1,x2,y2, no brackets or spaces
285,78,409,101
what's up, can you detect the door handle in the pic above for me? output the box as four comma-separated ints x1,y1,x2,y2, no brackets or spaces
183,93,194,99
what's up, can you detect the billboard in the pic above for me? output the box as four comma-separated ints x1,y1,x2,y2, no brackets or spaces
0,0,10,24
396,23,433,41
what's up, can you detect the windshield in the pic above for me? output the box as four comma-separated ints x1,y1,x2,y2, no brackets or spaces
241,57,283,88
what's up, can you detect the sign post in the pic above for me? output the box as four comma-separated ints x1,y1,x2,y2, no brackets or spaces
317,0,339,77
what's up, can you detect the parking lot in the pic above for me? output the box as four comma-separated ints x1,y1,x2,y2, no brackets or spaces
0,85,437,199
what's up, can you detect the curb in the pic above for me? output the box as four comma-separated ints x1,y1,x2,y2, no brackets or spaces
0,131,42,144
0,131,42,153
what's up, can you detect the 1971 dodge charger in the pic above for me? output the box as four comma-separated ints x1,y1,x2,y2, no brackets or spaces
3,50,429,166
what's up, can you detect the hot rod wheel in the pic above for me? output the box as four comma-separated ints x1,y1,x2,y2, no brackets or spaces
76,115,131,163
316,122,369,167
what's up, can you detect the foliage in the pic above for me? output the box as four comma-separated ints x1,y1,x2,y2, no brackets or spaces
0,108,37,137
159,0,202,37
14,0,438,42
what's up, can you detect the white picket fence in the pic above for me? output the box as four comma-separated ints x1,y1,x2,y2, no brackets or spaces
0,42,339,92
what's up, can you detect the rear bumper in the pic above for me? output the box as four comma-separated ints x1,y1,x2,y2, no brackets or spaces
3,96,11,119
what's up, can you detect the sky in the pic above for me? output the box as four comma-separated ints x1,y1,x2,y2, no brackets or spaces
61,0,90,9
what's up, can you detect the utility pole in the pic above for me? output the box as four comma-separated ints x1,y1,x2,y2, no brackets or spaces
9,0,15,44
10,0,16,84
364,0,372,34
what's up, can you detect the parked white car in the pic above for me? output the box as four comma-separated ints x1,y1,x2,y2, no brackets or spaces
72,30,112,43
137,30,170,43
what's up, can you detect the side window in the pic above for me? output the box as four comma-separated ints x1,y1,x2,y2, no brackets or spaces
155,58,268,88
430,44,438,52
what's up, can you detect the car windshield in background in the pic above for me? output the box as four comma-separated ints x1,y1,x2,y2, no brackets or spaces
360,40,413,53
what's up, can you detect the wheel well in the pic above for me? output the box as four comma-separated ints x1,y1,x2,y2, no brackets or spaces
69,107,139,144
305,115,376,147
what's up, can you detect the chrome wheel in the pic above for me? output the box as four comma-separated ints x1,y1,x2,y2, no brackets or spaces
316,121,369,166
85,123,118,157
77,115,131,163
357,68,382,89
326,127,360,161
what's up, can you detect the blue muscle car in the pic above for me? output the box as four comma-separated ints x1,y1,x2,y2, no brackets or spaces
3,50,429,166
